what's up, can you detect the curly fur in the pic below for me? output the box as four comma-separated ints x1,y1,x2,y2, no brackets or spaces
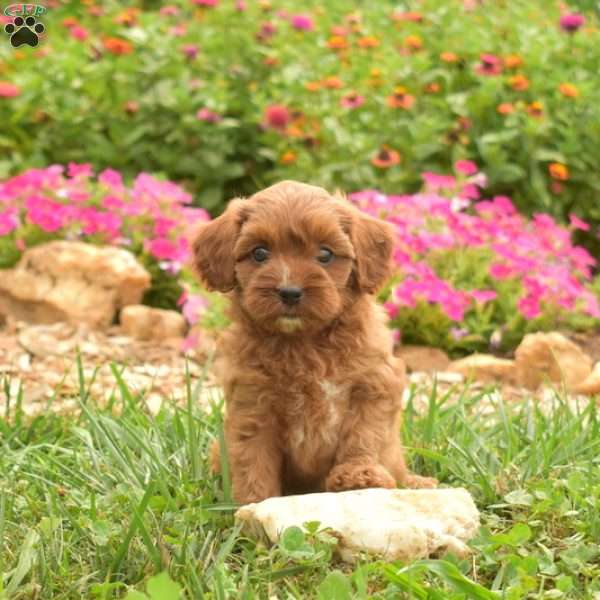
193,180,437,504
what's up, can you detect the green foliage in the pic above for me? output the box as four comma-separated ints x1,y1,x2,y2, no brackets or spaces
2,363,600,597
0,0,599,241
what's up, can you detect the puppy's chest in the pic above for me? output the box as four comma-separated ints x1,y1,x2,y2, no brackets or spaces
280,379,351,453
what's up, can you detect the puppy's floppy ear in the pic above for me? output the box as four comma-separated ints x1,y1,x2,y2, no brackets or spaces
192,198,247,292
349,210,395,294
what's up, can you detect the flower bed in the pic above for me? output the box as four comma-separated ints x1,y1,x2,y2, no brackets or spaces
0,0,598,254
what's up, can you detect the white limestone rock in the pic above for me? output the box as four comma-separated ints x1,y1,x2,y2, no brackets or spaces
235,487,480,563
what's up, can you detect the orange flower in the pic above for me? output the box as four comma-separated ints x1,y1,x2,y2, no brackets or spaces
386,86,415,109
504,54,523,69
497,102,515,114
305,81,321,92
103,37,134,55
508,74,529,91
392,11,423,22
357,35,380,48
371,147,401,168
440,51,458,63
404,35,423,50
263,56,279,67
62,17,79,28
280,150,297,165
425,82,440,93
327,36,349,50
115,8,140,26
527,101,543,117
124,100,139,114
322,76,343,89
549,162,569,180
559,82,579,98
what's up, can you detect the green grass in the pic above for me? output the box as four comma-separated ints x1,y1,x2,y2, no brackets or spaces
1,362,600,599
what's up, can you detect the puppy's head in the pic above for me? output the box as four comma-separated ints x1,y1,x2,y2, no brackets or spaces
192,180,394,335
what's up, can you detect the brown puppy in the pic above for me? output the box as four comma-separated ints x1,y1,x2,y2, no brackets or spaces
193,181,437,504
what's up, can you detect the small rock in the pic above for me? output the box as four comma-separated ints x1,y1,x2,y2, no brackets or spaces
18,322,82,357
120,305,187,341
235,487,480,563
448,354,517,384
434,371,464,384
514,332,593,391
0,241,150,328
396,345,450,373
573,362,600,396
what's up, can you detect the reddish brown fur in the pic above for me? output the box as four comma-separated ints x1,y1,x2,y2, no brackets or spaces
193,181,437,504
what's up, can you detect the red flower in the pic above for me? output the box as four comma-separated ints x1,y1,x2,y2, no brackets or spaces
0,82,21,97
103,37,134,55
264,104,292,129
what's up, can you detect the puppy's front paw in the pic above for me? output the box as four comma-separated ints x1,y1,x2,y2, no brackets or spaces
401,473,438,489
325,463,396,492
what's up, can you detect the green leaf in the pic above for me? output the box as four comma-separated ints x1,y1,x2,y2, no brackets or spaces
317,571,353,600
504,489,534,506
280,526,305,552
146,572,182,600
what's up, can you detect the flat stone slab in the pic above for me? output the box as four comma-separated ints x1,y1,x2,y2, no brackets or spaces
235,487,480,562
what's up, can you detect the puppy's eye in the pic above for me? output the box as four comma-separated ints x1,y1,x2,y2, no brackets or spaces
252,247,270,263
317,247,334,264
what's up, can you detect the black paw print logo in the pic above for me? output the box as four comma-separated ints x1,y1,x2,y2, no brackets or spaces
4,16,45,48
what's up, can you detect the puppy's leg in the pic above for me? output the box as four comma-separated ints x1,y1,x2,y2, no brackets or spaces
224,393,283,504
325,378,397,492
325,374,436,492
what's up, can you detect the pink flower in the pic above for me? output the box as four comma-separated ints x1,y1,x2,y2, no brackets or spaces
196,107,222,122
560,13,585,33
0,82,21,98
263,104,292,130
235,0,247,11
258,21,277,41
455,160,478,176
146,237,189,262
476,54,503,76
471,289,497,304
340,92,365,109
179,293,209,325
160,5,180,16
569,214,590,231
192,0,219,6
169,24,187,37
182,44,199,59
290,14,314,31
422,172,456,191
70,26,89,40
67,163,93,179
98,168,124,189
0,210,17,235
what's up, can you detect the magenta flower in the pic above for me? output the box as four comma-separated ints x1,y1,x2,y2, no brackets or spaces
569,214,590,231
257,21,277,41
182,44,199,59
340,92,365,109
290,14,314,31
70,26,89,41
476,54,503,76
559,13,585,33
196,107,222,122
192,0,219,6
0,210,17,235
455,160,478,175
0,82,21,98
263,104,292,130
67,163,93,179
471,289,498,304
98,168,124,189
159,5,180,16
422,172,456,191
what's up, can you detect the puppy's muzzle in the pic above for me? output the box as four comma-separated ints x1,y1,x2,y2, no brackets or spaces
278,286,303,306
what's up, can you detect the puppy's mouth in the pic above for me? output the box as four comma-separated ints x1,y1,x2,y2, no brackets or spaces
275,315,304,333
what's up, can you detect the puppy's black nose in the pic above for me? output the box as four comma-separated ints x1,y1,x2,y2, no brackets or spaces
278,286,303,305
